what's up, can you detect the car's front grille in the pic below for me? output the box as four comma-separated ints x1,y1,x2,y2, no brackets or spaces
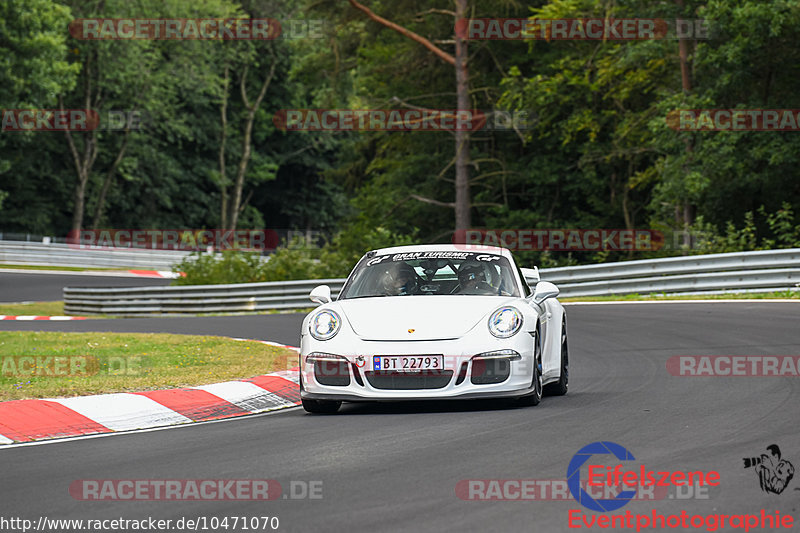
364,370,454,390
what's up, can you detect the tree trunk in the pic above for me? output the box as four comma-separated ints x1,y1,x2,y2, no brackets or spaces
227,55,276,231
453,0,470,230
71,175,87,234
64,118,98,235
676,0,694,251
63,51,99,235
347,0,471,232
219,64,229,228
91,129,130,229
228,107,255,230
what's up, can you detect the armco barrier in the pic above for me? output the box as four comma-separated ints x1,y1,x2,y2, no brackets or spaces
62,249,800,316
64,279,347,316
0,240,191,270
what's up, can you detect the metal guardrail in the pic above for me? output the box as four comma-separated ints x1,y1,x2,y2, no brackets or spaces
0,240,193,270
539,248,800,283
64,279,346,316
62,248,800,316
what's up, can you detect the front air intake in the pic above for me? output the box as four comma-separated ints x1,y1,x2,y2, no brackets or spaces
364,370,453,390
471,358,511,385
313,360,351,386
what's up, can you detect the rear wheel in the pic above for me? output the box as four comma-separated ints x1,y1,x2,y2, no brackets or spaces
544,317,569,396
518,327,543,407
302,398,341,414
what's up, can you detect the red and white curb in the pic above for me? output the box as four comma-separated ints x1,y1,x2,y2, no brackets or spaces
0,315,87,321
0,267,179,278
0,342,301,444
127,270,181,278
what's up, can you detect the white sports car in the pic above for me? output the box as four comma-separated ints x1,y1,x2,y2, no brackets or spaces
299,244,568,413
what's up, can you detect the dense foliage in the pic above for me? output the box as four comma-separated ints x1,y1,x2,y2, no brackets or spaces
2,0,799,279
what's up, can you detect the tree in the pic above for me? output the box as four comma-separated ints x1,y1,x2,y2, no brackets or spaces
59,0,237,233
347,0,472,230
218,42,279,230
0,0,79,218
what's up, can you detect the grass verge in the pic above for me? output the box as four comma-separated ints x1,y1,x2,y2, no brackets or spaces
0,301,67,316
0,331,296,401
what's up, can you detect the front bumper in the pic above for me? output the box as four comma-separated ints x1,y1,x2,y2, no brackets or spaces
299,333,536,401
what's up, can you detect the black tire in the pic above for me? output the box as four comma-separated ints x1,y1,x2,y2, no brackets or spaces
302,398,342,414
518,326,543,407
544,317,569,396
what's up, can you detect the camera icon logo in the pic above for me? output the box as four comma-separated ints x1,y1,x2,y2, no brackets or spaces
743,444,795,494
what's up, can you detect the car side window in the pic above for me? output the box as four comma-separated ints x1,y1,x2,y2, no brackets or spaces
517,266,532,297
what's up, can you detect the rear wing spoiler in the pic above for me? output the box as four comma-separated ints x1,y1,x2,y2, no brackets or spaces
520,267,540,284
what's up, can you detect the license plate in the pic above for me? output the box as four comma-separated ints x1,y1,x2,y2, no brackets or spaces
373,355,444,371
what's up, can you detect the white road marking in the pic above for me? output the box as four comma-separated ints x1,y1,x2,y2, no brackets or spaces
0,406,300,450
49,393,192,431
193,381,295,412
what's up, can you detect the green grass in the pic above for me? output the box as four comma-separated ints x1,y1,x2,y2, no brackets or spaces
0,301,310,318
561,290,800,302
0,301,67,316
0,331,296,401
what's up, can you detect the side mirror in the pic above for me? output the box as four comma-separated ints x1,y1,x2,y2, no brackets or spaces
309,285,332,305
532,281,559,304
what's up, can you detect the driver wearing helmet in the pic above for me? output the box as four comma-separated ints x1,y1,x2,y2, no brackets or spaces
381,262,419,296
456,261,496,295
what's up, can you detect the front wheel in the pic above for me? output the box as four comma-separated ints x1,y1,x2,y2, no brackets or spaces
518,327,543,407
302,398,342,414
544,317,569,396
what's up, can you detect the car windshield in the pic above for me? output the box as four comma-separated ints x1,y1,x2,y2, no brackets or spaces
339,251,521,299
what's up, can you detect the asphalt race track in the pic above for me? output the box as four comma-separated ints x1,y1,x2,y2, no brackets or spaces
0,271,171,302
1,302,800,532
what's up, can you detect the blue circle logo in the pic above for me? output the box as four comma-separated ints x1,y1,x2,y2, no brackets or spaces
567,441,637,512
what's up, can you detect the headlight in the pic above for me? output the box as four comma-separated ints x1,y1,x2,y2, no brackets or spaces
488,307,523,338
305,352,346,363
473,349,521,360
309,310,341,341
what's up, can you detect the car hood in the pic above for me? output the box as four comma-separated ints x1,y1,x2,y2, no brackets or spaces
337,295,519,341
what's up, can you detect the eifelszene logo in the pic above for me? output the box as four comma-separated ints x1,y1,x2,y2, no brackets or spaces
743,444,796,494
567,441,637,512
567,441,721,512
